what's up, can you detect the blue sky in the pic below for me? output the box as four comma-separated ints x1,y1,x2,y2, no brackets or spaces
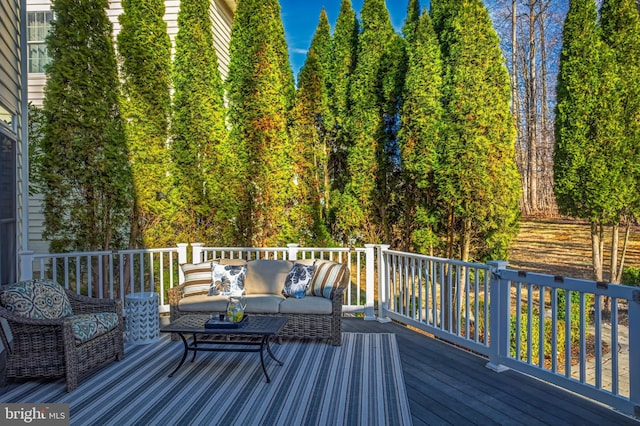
279,0,413,80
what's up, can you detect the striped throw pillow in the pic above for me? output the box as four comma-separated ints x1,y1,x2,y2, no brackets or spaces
307,262,345,299
180,262,212,296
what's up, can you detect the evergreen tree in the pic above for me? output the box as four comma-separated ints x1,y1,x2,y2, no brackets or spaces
118,0,173,248
398,6,443,254
327,0,359,201
333,0,396,244
41,0,133,254
437,0,520,261
555,0,631,282
600,0,640,283
171,0,228,243
290,9,333,245
226,0,296,246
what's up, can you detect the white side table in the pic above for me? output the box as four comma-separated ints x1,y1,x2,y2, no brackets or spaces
125,292,159,345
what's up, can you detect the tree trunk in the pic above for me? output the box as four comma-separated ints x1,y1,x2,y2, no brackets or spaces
526,0,538,213
591,221,604,282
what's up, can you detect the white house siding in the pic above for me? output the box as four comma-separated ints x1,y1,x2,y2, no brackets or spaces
26,0,236,254
0,0,26,283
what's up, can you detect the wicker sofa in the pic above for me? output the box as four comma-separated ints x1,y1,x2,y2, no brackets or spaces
0,280,124,392
168,259,349,345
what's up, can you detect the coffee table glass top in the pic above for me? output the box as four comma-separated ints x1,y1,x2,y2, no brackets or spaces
161,315,287,336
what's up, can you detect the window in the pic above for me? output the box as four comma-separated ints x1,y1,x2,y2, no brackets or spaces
0,130,16,285
27,10,54,73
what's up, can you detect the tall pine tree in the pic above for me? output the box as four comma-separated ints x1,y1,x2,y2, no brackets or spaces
290,9,333,245
398,4,443,254
117,0,173,248
226,0,296,246
41,0,133,254
334,0,396,244
171,0,228,243
437,0,520,261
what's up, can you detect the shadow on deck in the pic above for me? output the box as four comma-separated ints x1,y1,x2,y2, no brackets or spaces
342,317,639,426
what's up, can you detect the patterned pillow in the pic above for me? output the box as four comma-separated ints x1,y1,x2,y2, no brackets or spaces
0,280,73,319
307,262,346,299
180,262,213,296
282,263,315,298
69,312,119,345
210,263,247,296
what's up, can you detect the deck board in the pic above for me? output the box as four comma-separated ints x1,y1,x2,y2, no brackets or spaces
342,317,638,426
1,316,637,425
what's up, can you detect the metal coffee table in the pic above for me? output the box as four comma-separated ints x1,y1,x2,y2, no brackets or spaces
160,315,287,383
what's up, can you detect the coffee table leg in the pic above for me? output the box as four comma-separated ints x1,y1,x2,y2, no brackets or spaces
168,333,189,377
191,333,198,362
259,336,271,383
265,336,283,366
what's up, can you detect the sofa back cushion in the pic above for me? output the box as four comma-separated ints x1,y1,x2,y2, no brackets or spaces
307,262,347,298
180,262,212,296
0,280,74,319
244,260,292,295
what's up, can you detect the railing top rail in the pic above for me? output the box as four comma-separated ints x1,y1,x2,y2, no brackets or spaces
30,247,180,259
383,249,490,270
497,268,639,299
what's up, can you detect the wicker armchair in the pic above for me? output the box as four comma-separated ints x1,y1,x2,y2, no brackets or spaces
0,280,124,392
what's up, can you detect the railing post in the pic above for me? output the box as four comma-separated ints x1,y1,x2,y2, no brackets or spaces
176,244,189,284
19,251,34,281
377,245,391,323
287,243,299,262
191,243,204,263
629,290,640,417
364,244,376,320
486,260,510,373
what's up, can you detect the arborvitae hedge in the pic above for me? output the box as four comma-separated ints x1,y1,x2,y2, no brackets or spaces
226,0,295,246
437,0,520,261
334,0,396,244
42,0,133,253
171,0,228,243
290,9,334,245
118,0,173,248
398,6,443,254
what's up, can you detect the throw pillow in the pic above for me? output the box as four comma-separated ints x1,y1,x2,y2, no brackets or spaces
180,262,213,296
307,262,346,298
210,262,247,296
0,280,74,319
282,263,316,298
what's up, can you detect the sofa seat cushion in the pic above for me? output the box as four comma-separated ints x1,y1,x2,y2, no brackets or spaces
279,296,332,315
178,295,230,313
177,294,285,314
0,280,74,319
70,312,119,345
242,295,284,314
244,260,292,295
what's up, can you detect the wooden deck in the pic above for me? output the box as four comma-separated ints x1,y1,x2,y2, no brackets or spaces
343,317,639,426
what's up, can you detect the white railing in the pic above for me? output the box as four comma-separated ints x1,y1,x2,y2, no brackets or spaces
16,243,639,417
487,267,639,418
375,249,639,418
377,248,492,356
19,244,188,313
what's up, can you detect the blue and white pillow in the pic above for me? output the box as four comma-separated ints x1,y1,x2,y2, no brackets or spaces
210,263,247,296
282,263,316,299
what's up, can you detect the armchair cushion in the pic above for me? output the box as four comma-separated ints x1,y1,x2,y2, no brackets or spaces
69,312,119,345
0,280,73,319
